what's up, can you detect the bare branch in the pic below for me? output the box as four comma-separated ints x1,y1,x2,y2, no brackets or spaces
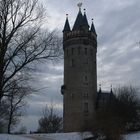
0,0,62,100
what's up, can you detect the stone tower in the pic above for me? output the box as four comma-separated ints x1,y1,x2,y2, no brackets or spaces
61,3,97,132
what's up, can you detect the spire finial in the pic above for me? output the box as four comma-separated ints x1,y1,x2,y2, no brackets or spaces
84,8,86,13
99,83,102,92
63,14,71,32
66,14,68,19
111,85,113,93
77,2,82,11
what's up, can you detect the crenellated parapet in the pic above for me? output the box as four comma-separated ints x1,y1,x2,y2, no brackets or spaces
64,30,97,40
63,30,97,49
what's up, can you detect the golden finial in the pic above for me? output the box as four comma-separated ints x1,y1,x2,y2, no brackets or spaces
77,2,82,11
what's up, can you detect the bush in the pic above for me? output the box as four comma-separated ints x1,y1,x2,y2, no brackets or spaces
38,104,62,133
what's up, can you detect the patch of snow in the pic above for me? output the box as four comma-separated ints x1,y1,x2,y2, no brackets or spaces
0,134,33,140
30,132,82,140
82,132,93,139
2,132,140,140
28,132,93,140
124,132,140,140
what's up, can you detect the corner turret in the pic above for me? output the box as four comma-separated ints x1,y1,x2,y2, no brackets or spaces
83,9,89,30
63,14,71,32
91,19,97,35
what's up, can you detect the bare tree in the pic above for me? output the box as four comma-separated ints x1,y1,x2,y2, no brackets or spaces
0,0,62,102
6,79,31,134
38,104,62,133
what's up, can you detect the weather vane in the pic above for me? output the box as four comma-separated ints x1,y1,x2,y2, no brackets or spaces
77,2,82,11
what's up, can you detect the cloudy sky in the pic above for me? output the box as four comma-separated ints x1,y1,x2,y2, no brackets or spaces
19,0,140,132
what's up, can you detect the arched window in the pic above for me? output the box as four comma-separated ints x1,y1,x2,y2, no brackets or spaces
83,93,88,99
90,49,93,55
78,47,81,54
85,48,87,55
66,49,68,56
72,48,74,55
83,75,88,85
84,102,89,113
71,59,74,67
85,76,87,81
71,93,74,99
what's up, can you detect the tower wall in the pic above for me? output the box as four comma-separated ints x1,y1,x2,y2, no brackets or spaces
62,30,97,132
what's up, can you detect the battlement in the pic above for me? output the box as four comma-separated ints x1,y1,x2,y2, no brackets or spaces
63,30,97,42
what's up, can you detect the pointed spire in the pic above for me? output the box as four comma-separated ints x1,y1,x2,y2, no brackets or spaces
63,14,71,32
83,9,89,30
110,85,113,94
72,6,84,31
99,84,102,93
91,19,96,34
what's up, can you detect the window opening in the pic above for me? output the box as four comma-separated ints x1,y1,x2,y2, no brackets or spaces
72,48,74,55
84,102,89,113
85,48,87,55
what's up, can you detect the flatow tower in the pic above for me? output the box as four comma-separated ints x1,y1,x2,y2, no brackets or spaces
61,3,97,132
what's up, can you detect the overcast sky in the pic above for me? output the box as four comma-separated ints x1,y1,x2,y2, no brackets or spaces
19,0,140,132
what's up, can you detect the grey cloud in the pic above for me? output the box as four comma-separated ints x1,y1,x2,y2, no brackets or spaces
24,61,63,119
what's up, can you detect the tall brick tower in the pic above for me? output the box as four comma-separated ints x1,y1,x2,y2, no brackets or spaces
61,3,97,132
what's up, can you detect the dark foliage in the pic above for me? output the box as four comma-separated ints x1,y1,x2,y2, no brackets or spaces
114,86,140,131
94,86,140,140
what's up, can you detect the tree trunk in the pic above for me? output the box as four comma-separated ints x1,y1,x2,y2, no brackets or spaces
7,112,12,134
7,94,14,134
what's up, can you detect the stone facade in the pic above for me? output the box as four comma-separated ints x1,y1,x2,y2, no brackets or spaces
61,5,97,132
